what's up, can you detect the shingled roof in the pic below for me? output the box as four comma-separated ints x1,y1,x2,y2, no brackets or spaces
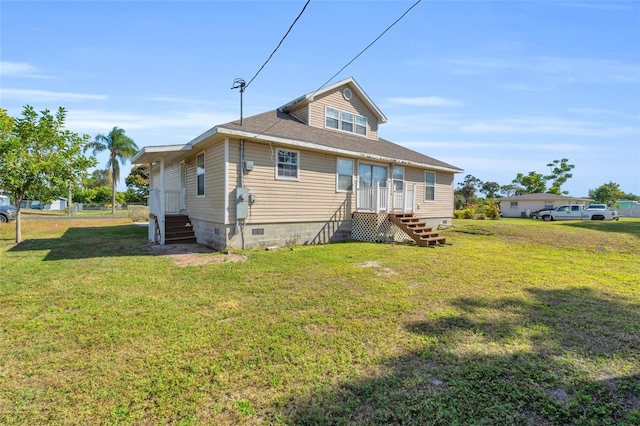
216,109,462,173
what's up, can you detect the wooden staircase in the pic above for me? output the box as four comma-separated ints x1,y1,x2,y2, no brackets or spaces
388,213,446,247
164,214,196,244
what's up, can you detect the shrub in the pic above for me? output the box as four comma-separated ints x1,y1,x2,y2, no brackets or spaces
128,205,149,222
454,208,475,219
454,200,500,220
480,200,501,220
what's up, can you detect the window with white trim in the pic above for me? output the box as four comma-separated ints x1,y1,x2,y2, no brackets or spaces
326,107,339,129
510,202,518,209
276,149,299,180
196,152,205,197
336,158,354,192
424,171,436,201
325,107,367,136
392,166,404,192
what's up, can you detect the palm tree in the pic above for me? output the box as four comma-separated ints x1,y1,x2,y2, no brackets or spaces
85,127,138,214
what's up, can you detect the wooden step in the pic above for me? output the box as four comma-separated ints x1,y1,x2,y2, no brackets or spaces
388,213,447,247
163,214,196,244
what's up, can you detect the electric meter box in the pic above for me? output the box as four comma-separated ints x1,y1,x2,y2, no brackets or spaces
236,187,250,219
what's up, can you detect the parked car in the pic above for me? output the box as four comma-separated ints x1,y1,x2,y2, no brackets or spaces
0,195,17,223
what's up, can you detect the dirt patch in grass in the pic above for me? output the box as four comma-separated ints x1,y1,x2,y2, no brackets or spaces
360,260,397,276
148,243,246,267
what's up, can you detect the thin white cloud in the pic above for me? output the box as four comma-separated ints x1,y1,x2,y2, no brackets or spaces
565,2,636,11
447,56,640,84
145,96,220,106
460,117,637,137
1,88,107,102
401,140,585,152
66,109,238,133
497,83,553,92
569,107,620,116
0,61,48,78
387,96,463,107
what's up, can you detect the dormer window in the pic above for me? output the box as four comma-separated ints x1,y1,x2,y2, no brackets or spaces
325,107,367,136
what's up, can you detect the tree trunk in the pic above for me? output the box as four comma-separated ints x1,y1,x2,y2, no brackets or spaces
15,205,22,244
68,188,73,217
111,173,116,215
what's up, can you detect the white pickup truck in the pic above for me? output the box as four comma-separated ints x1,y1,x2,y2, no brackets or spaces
537,204,619,221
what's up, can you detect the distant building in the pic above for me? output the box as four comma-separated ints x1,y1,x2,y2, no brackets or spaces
498,193,591,218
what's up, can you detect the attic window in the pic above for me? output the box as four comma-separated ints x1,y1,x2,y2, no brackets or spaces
343,88,352,100
325,107,367,136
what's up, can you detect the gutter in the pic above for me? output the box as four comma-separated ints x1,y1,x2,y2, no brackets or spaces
215,126,463,174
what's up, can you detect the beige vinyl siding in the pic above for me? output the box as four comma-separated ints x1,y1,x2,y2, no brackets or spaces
237,140,354,223
307,87,379,140
289,106,308,124
185,141,226,223
164,162,181,192
406,168,454,219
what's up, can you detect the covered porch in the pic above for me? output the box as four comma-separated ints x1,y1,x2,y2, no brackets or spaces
355,181,417,214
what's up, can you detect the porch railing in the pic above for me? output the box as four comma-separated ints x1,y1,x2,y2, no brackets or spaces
358,182,416,213
356,182,389,213
165,190,181,214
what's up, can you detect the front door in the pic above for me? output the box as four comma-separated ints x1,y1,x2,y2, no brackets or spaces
391,166,404,211
359,164,387,189
358,164,388,212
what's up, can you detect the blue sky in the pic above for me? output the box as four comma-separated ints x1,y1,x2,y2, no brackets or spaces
1,0,639,196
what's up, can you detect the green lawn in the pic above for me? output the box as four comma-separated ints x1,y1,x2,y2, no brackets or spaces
1,218,639,425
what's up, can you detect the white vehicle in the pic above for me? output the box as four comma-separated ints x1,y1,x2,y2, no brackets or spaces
537,204,619,221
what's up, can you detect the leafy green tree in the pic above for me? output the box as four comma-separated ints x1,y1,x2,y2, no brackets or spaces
512,171,547,194
85,168,112,189
589,182,625,207
0,106,95,243
622,192,640,202
545,158,575,195
480,181,501,198
84,127,138,214
125,164,149,202
455,174,482,207
499,184,518,197
454,193,466,210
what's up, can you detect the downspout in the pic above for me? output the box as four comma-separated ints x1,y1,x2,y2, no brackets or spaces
238,139,245,249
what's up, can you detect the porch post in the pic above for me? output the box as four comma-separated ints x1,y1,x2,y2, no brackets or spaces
148,164,155,241
410,183,416,212
159,157,166,245
386,178,391,213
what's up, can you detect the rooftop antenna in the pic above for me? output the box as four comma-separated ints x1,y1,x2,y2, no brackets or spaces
231,78,246,126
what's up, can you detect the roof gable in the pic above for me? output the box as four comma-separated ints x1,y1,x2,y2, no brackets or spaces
279,77,387,124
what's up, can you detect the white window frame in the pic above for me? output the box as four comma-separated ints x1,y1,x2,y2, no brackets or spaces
424,171,436,202
275,148,300,181
336,158,354,192
324,106,367,137
392,166,404,192
510,202,518,209
325,107,339,130
196,151,205,197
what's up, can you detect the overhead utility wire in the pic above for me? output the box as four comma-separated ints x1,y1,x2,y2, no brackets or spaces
245,0,311,89
311,0,422,97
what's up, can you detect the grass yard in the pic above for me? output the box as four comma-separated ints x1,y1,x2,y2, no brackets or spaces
0,218,639,425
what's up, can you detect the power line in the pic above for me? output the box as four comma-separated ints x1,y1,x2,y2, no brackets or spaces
245,0,311,89
311,0,422,96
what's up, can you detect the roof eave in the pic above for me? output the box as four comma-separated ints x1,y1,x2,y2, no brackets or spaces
216,126,463,174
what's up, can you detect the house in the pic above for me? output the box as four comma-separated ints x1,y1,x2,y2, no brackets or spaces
498,193,591,218
132,77,463,249
44,197,68,211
